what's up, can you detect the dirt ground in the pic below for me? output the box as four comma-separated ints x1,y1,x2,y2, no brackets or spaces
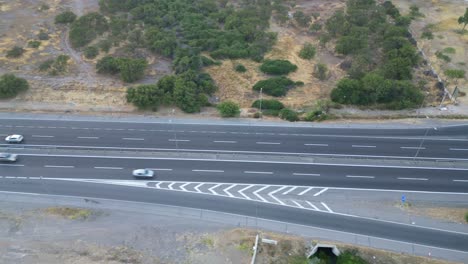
0,202,461,264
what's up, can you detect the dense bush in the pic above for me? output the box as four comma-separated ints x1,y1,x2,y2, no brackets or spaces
69,12,108,48
55,11,77,24
293,11,310,27
96,56,147,82
98,39,112,53
260,60,297,75
28,40,41,48
299,43,316,60
253,77,295,97
279,108,299,122
465,211,468,223
337,250,368,264
39,59,54,71
6,46,25,58
252,99,284,110
84,46,99,59
217,101,240,117
235,64,247,73
126,84,164,111
0,74,29,99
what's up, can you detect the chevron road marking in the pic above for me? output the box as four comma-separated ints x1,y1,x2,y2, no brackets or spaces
223,184,237,198
239,185,254,200
298,187,313,196
209,184,221,195
253,186,270,202
194,183,204,193
313,188,329,197
180,183,190,192
306,201,319,211
282,186,297,195
268,186,288,205
168,183,175,190
292,200,304,208
321,202,333,213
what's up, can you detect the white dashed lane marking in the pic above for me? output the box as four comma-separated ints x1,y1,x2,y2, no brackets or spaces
401,147,426,150
122,138,144,141
352,145,376,148
0,164,24,167
256,142,281,145
304,143,328,147
346,175,375,179
244,171,273,174
78,137,99,139
213,141,237,143
397,177,428,181
94,167,123,170
293,173,320,176
44,165,74,168
169,139,190,142
32,135,54,138
192,169,224,173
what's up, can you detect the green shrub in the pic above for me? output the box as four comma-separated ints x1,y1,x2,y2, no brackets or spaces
436,51,451,62
38,30,49,40
6,46,25,58
253,77,295,97
442,47,456,54
97,56,148,82
260,59,298,75
28,40,41,48
421,31,433,39
55,11,77,24
235,64,247,72
84,46,99,59
39,59,54,71
217,101,240,117
279,108,299,122
0,74,29,99
69,12,108,48
126,84,164,110
252,99,284,110
314,63,328,80
304,110,327,122
96,56,120,74
337,250,368,264
309,22,322,32
98,39,112,53
444,69,465,79
409,5,425,19
299,43,316,60
465,211,468,223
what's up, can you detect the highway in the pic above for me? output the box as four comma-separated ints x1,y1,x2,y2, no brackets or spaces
1,117,468,254
1,120,468,160
1,155,468,192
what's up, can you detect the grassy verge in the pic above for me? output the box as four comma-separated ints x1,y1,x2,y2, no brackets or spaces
44,207,92,220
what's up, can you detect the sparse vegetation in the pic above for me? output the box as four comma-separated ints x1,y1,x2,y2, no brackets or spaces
409,5,425,19
6,46,25,58
443,47,456,54
436,51,451,62
465,211,468,223
253,77,296,97
421,31,433,40
39,55,70,75
298,43,316,60
444,69,466,79
28,40,41,48
217,101,240,117
44,207,92,220
0,74,29,99
337,250,368,264
55,11,77,24
260,60,297,75
458,7,468,31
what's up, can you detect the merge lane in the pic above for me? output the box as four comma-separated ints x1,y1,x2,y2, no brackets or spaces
0,180,466,252
2,155,468,192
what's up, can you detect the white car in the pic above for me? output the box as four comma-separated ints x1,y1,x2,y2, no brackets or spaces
0,153,18,162
5,134,24,143
132,169,155,178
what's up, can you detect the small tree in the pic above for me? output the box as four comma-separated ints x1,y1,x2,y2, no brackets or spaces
234,64,247,72
293,11,311,27
458,7,468,31
314,63,328,80
38,30,49,40
6,46,25,58
0,74,29,99
298,43,316,60
279,108,299,122
217,101,240,117
28,40,41,48
84,46,99,59
55,11,77,24
260,60,297,75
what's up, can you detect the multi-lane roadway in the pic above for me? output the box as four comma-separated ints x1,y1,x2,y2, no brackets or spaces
1,117,468,255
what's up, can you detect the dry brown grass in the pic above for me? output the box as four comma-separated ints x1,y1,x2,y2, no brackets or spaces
44,207,92,220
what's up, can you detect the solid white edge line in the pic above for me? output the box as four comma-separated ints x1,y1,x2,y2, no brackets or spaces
0,190,466,254
18,152,468,171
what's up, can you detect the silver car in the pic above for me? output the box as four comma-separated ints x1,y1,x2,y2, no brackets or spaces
5,134,24,143
0,153,18,162
132,169,155,178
